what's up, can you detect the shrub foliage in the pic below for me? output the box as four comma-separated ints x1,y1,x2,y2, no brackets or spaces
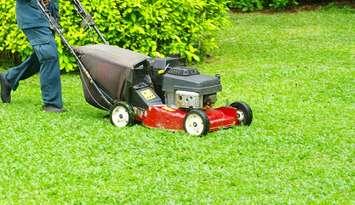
0,0,228,72
228,0,298,11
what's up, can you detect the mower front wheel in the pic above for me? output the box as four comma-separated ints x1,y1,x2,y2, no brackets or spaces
184,109,210,136
230,101,253,126
110,102,135,128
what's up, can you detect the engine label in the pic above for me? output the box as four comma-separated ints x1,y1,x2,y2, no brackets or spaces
140,88,157,101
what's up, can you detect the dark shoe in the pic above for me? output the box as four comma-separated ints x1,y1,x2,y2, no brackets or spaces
0,74,11,103
42,105,67,113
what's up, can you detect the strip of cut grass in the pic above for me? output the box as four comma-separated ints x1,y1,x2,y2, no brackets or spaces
0,5,354,204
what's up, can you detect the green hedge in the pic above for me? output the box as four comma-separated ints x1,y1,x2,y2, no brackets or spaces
0,0,228,72
228,0,298,11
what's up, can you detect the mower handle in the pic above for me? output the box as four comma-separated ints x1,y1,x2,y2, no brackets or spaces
71,0,109,45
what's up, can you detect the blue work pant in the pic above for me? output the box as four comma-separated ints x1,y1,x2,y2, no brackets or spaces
5,26,63,108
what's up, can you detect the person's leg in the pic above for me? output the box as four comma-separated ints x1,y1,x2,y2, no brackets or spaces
5,52,40,91
38,46,63,109
24,27,63,109
1,49,40,103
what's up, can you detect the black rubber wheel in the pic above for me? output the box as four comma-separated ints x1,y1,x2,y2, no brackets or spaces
110,102,135,127
184,109,210,136
230,101,253,126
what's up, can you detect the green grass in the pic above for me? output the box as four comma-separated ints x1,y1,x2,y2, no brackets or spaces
0,6,354,204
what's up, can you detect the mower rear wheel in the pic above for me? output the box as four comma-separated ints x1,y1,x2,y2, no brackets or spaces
184,109,210,136
230,101,253,126
110,102,134,128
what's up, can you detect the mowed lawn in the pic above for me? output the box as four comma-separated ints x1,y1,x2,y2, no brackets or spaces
0,5,354,204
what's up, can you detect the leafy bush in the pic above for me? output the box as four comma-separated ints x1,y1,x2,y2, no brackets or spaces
269,0,298,9
0,0,228,72
227,0,298,11
228,0,264,11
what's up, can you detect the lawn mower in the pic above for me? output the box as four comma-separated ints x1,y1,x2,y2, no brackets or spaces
38,0,253,136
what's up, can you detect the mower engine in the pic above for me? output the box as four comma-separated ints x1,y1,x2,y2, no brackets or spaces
150,58,222,109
